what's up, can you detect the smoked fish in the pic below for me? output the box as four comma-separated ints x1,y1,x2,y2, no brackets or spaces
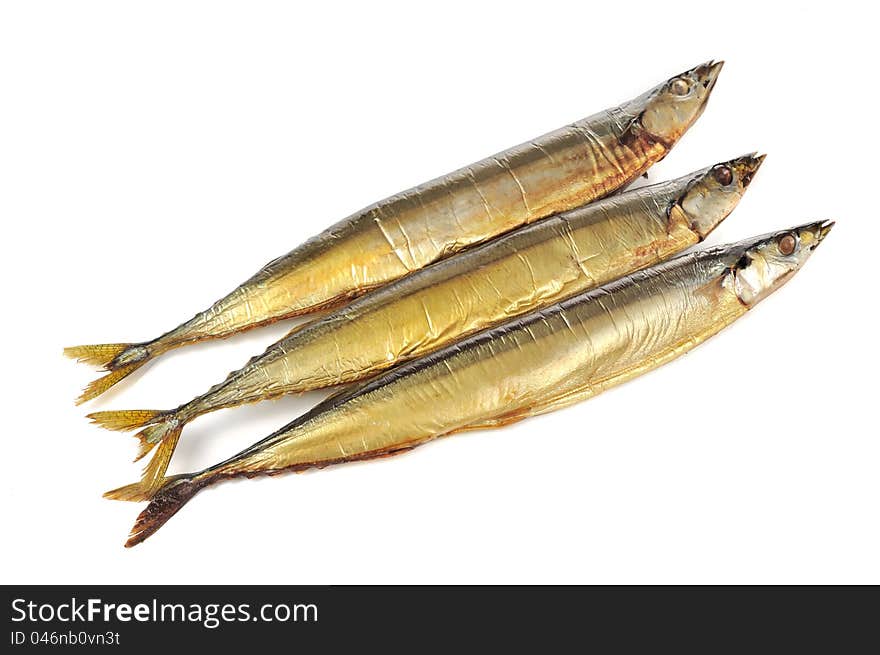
66,61,723,402
117,220,833,546
92,154,762,496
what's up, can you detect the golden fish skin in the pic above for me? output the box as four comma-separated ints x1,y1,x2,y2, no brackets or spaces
65,61,723,402
120,220,833,546
91,154,763,494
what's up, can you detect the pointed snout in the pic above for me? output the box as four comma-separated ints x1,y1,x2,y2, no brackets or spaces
693,60,724,92
737,152,766,187
818,219,835,242
794,219,835,250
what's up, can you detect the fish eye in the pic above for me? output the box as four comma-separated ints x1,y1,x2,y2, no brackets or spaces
713,165,733,186
778,233,797,256
669,77,691,96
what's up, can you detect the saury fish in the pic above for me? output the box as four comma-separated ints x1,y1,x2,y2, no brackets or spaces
117,220,833,547
66,61,723,402
92,154,763,496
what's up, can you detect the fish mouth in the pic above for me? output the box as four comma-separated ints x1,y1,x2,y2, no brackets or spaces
797,219,835,250
817,219,835,242
740,153,766,187
694,60,724,93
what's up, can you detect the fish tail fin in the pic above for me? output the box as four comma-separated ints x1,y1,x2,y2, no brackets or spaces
103,480,161,503
102,433,183,503
63,343,130,367
123,474,206,547
87,409,165,432
66,342,154,404
138,425,183,492
90,410,183,498
74,365,142,404
87,408,178,459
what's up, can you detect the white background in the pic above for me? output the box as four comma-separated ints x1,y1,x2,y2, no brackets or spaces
1,1,877,584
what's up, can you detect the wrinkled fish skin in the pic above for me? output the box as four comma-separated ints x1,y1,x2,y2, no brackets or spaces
187,155,762,410
190,159,762,406
91,155,761,493
176,62,720,336
67,61,723,403
123,220,832,546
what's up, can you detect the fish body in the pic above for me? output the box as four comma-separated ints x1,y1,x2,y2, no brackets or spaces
66,61,723,402
91,155,763,492
194,156,761,404
121,220,833,546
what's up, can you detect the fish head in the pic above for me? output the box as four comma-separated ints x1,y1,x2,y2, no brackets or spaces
638,60,723,146
673,153,766,238
727,220,834,307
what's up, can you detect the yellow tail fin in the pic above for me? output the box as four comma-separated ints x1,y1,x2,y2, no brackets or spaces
103,480,157,503
63,343,130,367
75,364,143,404
140,427,182,492
102,421,183,501
88,409,180,463
65,342,153,403
88,409,163,432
